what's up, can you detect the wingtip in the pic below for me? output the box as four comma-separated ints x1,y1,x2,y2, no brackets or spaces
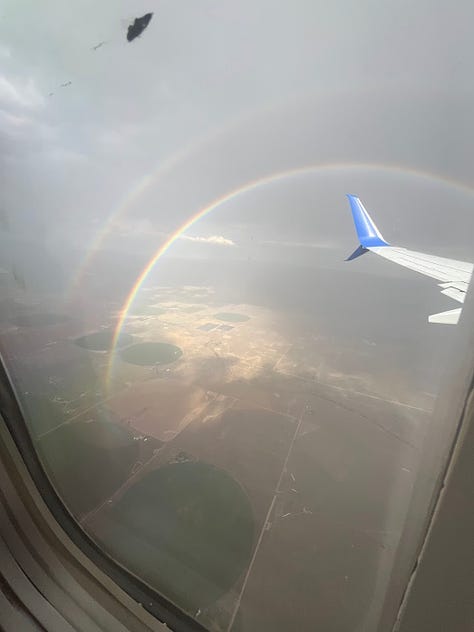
346,195,389,248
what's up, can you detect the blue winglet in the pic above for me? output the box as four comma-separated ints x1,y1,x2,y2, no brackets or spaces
347,194,389,248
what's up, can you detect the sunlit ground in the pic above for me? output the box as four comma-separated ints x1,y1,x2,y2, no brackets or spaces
0,275,440,632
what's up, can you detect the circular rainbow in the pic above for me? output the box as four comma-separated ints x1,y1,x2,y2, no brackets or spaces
104,161,474,388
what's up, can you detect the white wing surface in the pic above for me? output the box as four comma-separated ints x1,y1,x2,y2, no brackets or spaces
346,195,473,324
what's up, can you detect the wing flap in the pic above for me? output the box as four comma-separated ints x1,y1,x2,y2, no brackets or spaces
440,287,466,303
428,308,462,324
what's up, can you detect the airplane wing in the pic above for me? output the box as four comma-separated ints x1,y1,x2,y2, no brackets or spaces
346,194,473,324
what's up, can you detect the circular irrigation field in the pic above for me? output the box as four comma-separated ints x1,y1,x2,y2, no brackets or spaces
120,342,183,366
75,330,133,351
105,461,255,612
214,312,250,323
37,420,139,516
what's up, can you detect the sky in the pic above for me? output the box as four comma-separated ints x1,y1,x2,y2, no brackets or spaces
1,0,474,281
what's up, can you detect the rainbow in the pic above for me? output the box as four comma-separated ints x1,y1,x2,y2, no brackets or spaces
66,106,268,302
104,161,474,388
67,161,185,301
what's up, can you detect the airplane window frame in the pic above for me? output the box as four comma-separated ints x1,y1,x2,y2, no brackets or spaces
0,355,205,632
396,389,474,631
377,285,474,631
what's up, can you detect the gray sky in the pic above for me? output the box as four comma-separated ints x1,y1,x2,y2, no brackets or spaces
1,1,474,272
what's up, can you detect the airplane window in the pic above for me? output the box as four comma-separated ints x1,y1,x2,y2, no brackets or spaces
1,2,473,630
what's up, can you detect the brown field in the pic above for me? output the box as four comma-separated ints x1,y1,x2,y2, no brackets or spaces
8,285,431,631
105,378,215,441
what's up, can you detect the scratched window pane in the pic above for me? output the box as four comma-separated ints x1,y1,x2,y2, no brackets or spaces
1,2,473,631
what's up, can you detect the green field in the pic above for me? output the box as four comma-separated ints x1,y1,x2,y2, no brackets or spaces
37,420,139,516
22,393,66,436
101,461,255,613
19,359,105,436
120,342,183,366
75,330,134,351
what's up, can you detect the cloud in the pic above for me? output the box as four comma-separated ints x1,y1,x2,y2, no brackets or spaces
0,109,31,129
0,75,44,110
109,219,235,247
0,109,56,144
179,234,236,246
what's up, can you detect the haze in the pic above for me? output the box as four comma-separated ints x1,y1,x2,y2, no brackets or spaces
1,2,473,631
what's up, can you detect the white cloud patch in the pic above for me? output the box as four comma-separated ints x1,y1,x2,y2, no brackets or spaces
0,75,44,110
0,109,31,129
180,234,236,246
